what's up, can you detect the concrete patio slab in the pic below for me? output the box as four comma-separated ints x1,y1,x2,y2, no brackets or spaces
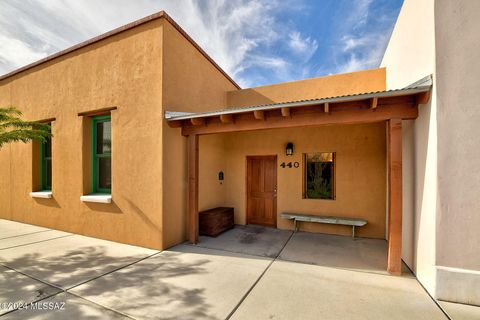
279,231,412,275
0,230,73,250
71,244,271,320
439,301,480,320
0,266,61,316
1,292,129,320
0,234,158,289
231,260,448,320
196,224,293,258
0,220,50,240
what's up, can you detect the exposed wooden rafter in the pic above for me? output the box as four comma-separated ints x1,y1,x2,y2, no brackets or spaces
324,102,329,113
220,114,234,123
417,91,431,105
281,107,290,117
253,110,265,120
370,97,378,110
190,118,205,126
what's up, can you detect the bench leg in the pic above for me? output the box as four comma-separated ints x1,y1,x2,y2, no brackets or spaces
294,219,298,232
352,226,355,239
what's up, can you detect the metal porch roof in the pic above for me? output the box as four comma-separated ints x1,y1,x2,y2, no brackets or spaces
165,75,432,121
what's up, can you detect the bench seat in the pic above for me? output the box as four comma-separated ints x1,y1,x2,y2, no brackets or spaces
281,213,367,238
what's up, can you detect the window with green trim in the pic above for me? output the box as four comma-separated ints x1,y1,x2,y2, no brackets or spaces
40,127,52,191
92,116,111,193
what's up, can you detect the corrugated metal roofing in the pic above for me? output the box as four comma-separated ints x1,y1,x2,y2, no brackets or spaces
165,75,432,121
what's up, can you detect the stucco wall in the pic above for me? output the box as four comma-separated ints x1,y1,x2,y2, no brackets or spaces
0,20,164,249
434,0,480,306
435,0,480,272
161,20,238,248
226,68,386,108
198,123,388,239
380,0,437,293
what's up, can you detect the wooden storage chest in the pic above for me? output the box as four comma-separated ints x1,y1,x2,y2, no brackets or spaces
199,207,234,237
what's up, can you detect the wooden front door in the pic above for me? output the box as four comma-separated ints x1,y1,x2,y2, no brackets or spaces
246,156,277,227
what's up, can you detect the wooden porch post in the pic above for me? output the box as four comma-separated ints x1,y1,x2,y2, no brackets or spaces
387,119,402,274
188,134,199,244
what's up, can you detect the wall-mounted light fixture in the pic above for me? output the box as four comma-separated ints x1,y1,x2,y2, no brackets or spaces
286,142,294,156
218,171,224,184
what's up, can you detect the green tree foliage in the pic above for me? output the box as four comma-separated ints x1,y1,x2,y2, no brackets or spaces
0,107,52,149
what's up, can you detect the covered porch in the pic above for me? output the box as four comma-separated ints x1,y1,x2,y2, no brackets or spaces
166,76,432,275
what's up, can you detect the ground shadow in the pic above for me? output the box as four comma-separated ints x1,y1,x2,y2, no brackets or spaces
1,245,212,319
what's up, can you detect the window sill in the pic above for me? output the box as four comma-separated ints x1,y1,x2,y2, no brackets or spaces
29,191,53,199
80,194,112,204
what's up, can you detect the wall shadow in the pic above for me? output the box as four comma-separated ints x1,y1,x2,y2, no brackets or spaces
83,201,122,214
33,197,61,208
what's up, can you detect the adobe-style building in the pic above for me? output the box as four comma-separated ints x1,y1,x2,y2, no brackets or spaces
0,0,478,307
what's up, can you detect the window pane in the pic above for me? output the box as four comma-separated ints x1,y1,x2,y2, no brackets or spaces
304,152,334,199
45,159,52,189
98,157,111,190
44,137,52,158
96,121,111,154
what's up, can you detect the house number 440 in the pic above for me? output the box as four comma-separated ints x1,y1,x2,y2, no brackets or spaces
280,162,299,168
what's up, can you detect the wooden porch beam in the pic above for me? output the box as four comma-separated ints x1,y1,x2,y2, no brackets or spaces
253,110,265,120
387,118,402,275
324,102,329,113
188,134,199,244
190,118,205,126
220,114,234,123
281,107,290,117
167,120,183,128
180,101,418,136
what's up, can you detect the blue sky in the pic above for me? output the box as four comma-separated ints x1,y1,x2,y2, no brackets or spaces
0,0,403,88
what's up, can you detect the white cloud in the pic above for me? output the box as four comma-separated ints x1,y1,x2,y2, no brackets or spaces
288,31,318,61
0,34,47,68
330,0,393,75
0,0,315,87
342,35,370,52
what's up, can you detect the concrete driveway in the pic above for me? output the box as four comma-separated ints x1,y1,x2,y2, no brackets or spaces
0,219,476,319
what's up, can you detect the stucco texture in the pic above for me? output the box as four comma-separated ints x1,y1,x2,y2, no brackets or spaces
435,0,480,271
160,20,238,248
227,68,386,108
0,19,164,249
198,123,387,239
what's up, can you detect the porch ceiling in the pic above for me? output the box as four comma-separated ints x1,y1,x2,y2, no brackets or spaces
165,75,432,136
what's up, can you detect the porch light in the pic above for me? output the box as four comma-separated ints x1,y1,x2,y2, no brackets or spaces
286,142,294,156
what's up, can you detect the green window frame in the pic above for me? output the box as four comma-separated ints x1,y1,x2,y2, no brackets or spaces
92,115,112,194
40,128,52,191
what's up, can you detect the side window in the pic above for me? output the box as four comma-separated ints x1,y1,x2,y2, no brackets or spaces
40,125,52,191
303,152,335,200
92,116,111,193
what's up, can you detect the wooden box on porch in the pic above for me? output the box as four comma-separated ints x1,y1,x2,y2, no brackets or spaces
199,207,234,237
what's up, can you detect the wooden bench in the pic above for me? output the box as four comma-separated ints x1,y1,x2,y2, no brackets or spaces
281,213,367,238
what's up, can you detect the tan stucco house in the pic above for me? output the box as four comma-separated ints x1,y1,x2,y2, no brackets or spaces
0,0,478,307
